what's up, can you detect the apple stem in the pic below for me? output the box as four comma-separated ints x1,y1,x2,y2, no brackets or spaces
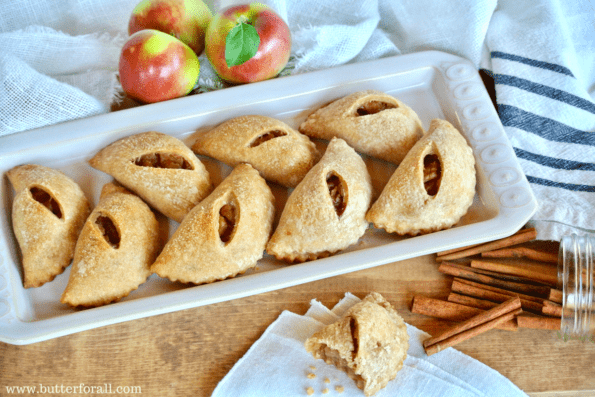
237,15,249,25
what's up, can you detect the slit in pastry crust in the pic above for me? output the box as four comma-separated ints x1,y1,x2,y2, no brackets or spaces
217,197,238,245
29,186,63,219
95,214,121,249
326,171,348,217
249,129,288,147
423,153,442,197
355,100,398,116
134,152,194,170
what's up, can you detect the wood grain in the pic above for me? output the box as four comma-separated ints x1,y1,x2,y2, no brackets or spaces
1,254,594,396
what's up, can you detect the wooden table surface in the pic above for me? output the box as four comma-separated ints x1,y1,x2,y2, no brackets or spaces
1,253,595,397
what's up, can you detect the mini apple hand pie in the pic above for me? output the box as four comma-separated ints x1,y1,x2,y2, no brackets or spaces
305,292,409,397
266,138,372,263
192,115,319,188
366,119,476,236
7,164,91,288
61,183,161,307
151,163,275,284
89,131,212,223
299,90,425,164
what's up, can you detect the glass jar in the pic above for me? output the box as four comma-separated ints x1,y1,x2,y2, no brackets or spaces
558,234,595,337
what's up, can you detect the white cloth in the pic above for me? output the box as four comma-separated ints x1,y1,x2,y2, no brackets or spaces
0,0,594,240
212,293,528,397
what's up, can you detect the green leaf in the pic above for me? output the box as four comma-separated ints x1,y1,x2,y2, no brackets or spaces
225,22,260,68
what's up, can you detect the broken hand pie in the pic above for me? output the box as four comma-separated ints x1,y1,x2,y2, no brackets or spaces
299,90,425,164
89,131,212,223
151,163,275,284
266,138,372,263
61,183,161,307
366,119,476,236
7,164,91,288
192,115,318,188
305,292,409,397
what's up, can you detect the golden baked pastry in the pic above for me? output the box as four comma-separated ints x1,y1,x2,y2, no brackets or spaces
299,90,425,164
61,183,161,307
151,163,275,284
266,138,372,263
89,131,212,223
366,119,476,235
192,115,319,188
305,292,409,397
7,164,91,288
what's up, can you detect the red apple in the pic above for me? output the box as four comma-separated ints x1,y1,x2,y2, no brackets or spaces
205,3,291,84
128,0,212,55
119,29,200,103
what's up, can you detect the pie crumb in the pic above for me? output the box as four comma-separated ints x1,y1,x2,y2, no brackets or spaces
324,377,330,384
307,373,316,379
309,365,316,371
322,388,329,394
335,385,345,393
306,386,314,395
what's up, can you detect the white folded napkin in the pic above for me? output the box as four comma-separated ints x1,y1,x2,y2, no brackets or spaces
211,293,528,397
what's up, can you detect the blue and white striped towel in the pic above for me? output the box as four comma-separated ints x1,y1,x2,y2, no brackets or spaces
483,0,595,240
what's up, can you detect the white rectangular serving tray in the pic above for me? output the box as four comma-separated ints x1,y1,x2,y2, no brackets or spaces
0,51,537,345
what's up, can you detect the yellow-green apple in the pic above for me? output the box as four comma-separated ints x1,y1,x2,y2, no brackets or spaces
128,0,212,55
119,29,200,103
205,3,291,84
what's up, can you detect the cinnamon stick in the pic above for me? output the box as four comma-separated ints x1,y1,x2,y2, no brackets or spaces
517,314,561,330
423,297,522,356
436,228,537,261
436,227,534,257
436,242,484,257
452,264,553,287
481,246,558,263
454,278,545,304
447,292,498,310
542,301,563,317
411,295,481,321
549,289,563,304
423,297,521,347
470,258,558,286
439,262,551,297
450,279,544,313
424,309,522,356
411,296,517,331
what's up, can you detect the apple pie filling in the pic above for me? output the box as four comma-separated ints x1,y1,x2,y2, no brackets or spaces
317,345,365,390
423,154,442,196
326,172,348,217
218,201,237,245
133,152,194,170
30,186,63,219
95,214,120,249
249,129,287,147
355,100,397,116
